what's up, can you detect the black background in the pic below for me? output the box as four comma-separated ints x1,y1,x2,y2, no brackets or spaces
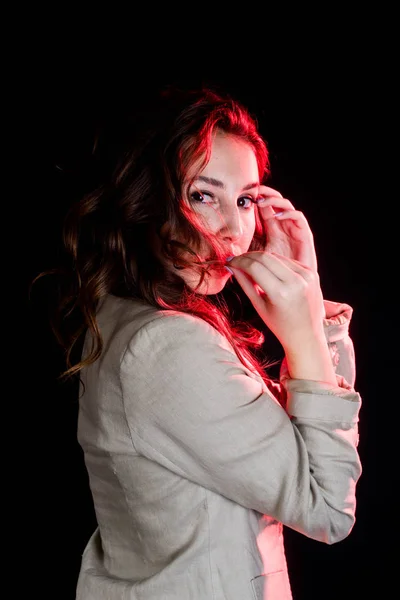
19,34,397,600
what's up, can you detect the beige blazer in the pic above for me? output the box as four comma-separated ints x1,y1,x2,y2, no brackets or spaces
76,294,361,599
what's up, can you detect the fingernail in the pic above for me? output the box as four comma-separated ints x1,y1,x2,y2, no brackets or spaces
224,266,234,274
225,255,234,262
274,211,284,217
256,198,267,204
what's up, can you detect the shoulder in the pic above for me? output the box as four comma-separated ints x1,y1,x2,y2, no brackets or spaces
96,294,233,367
122,306,231,367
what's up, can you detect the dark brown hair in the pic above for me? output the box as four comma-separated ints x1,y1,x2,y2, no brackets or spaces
33,85,275,386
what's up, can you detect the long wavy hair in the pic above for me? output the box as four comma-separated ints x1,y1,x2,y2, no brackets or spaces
33,85,276,387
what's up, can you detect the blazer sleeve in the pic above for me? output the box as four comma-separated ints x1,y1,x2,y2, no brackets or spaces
322,299,357,387
120,310,362,545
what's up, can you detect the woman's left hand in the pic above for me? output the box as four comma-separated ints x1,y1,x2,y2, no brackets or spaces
256,185,318,273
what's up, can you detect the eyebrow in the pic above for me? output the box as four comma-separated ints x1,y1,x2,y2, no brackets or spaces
195,175,259,192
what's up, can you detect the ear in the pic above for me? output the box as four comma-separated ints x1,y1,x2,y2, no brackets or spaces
159,223,170,238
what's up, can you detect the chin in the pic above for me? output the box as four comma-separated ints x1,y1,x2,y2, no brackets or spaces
195,272,231,295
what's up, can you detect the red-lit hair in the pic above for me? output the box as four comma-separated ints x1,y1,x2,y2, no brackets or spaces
33,85,275,385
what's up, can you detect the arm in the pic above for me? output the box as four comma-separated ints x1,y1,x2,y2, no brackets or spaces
121,312,362,544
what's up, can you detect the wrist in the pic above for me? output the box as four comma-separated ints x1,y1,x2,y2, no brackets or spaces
283,333,337,385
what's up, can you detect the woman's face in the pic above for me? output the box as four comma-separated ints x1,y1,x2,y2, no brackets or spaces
181,131,260,294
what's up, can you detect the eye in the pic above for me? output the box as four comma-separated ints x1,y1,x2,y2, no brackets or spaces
190,190,214,204
238,196,254,210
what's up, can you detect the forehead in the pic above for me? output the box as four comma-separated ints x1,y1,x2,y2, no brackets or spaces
200,132,259,181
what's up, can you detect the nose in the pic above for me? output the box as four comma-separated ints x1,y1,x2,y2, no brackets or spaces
218,205,244,242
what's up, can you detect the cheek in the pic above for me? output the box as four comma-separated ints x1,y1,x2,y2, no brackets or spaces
195,207,256,240
201,209,221,232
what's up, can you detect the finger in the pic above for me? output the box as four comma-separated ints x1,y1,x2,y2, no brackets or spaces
229,251,307,284
268,252,316,281
264,209,309,229
229,253,283,282
256,195,295,212
231,250,315,279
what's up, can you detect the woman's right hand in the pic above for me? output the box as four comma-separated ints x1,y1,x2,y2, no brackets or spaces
227,251,324,345
227,251,337,384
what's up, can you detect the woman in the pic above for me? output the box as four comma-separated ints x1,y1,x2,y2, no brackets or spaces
42,85,361,599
